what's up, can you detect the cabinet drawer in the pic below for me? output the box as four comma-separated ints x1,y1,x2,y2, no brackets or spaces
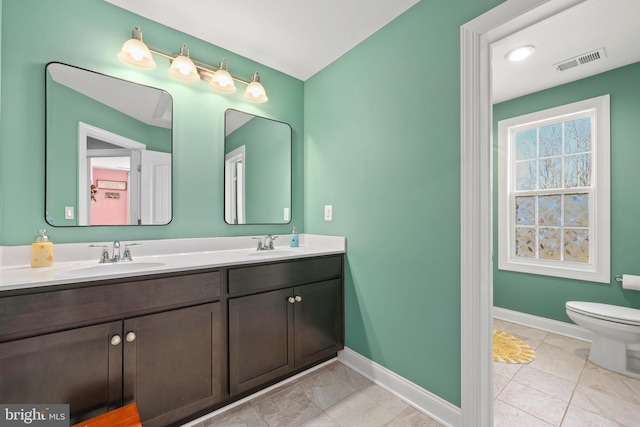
228,255,342,295
0,270,221,341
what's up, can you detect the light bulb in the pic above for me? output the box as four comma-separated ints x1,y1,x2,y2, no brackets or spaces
217,74,230,87
506,46,535,62
129,46,145,61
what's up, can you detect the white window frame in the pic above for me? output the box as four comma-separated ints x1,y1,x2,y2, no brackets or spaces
497,94,610,283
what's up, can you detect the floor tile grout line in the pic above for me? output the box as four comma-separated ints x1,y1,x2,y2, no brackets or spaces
557,343,588,427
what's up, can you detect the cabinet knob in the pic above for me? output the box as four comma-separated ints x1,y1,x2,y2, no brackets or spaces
110,335,122,346
288,297,296,304
126,332,137,342
295,295,303,303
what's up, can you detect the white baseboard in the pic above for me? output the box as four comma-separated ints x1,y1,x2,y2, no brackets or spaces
337,347,461,427
493,306,593,342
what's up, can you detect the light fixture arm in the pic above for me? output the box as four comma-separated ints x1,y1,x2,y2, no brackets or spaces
118,26,266,101
145,46,253,85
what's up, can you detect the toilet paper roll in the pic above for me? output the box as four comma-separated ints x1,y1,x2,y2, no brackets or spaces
622,274,640,291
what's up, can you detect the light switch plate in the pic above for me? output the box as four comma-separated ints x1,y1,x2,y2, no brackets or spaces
284,207,290,221
324,205,333,221
65,206,75,220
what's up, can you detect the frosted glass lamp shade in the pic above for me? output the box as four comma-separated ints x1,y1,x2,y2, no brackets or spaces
209,69,237,93
117,28,156,69
243,72,268,103
168,44,200,83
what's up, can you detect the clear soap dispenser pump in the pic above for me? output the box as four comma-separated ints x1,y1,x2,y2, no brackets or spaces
289,226,299,248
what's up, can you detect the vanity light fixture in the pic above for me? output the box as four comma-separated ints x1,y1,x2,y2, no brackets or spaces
117,26,156,69
506,45,536,62
168,44,199,82
118,26,268,102
209,59,237,93
244,72,268,103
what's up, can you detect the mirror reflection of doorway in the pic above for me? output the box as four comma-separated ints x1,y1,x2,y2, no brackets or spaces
88,153,133,225
78,122,171,226
225,146,246,224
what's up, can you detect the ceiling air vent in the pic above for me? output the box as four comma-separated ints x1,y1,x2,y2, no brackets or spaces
554,48,606,72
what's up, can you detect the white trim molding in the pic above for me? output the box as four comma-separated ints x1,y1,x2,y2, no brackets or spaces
460,0,587,425
338,348,461,427
493,306,593,342
497,95,611,283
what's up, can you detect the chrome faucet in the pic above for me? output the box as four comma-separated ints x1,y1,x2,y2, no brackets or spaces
253,235,278,251
112,241,121,262
90,241,141,263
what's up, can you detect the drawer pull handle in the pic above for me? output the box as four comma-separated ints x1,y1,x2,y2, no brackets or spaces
295,295,303,303
288,297,296,304
126,332,137,342
110,335,122,346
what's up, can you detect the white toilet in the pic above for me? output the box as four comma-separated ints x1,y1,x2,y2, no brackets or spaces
566,301,640,379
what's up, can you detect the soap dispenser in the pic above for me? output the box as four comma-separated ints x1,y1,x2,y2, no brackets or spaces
289,226,299,248
31,229,54,268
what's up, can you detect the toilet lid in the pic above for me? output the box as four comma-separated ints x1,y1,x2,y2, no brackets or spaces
566,301,640,326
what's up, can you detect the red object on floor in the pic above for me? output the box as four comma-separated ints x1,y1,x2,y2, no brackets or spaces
70,403,141,427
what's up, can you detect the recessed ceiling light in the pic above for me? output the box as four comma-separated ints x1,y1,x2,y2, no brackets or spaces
506,46,536,62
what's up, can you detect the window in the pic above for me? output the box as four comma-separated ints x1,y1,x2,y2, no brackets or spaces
497,95,610,283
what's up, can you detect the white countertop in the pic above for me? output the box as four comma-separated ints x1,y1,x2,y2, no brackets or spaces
0,234,345,292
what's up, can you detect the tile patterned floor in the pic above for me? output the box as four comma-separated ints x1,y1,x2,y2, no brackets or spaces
190,360,443,427
493,318,640,426
190,320,640,427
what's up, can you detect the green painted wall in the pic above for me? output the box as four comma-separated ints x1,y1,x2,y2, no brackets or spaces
0,0,304,245
493,61,640,322
226,117,291,224
304,0,503,407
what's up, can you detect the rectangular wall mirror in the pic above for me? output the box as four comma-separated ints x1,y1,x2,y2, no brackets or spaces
45,62,173,226
224,109,292,225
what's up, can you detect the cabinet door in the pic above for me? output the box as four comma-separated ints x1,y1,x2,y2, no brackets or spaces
123,303,222,427
0,322,122,425
294,279,343,368
228,289,294,395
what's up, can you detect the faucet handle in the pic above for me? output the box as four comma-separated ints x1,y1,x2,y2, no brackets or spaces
252,237,264,250
122,243,141,261
89,244,110,263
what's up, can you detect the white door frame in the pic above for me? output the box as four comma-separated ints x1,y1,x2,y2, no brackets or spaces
460,0,586,424
224,146,246,224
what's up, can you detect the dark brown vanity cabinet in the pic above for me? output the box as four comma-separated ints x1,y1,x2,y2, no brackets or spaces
0,321,123,423
0,270,223,427
122,303,222,427
228,255,344,395
0,254,344,426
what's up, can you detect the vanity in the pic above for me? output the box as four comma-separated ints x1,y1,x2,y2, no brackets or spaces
0,236,345,427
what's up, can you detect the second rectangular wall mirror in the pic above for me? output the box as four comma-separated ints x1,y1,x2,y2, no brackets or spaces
224,109,292,225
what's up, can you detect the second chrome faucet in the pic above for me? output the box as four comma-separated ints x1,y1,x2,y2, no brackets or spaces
253,235,278,251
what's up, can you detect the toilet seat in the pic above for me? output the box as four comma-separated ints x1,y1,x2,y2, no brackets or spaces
566,301,640,327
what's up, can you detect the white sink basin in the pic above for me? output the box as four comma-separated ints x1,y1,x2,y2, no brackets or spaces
57,261,166,278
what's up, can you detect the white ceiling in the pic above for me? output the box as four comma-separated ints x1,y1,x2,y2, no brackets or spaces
105,0,420,81
48,63,172,128
492,0,640,103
